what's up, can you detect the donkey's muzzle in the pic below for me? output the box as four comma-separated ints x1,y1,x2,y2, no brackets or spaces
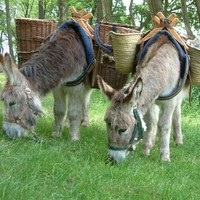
3,121,27,138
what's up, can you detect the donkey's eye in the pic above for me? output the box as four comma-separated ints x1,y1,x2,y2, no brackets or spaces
9,102,16,106
118,129,127,135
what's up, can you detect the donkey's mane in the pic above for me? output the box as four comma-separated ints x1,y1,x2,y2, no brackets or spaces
20,28,87,96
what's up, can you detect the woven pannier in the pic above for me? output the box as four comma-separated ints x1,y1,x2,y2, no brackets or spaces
188,45,200,86
98,21,137,46
15,18,56,66
90,43,128,89
110,31,141,74
92,22,139,89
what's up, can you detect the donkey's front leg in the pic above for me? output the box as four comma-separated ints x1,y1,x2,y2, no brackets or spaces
142,104,159,156
52,88,67,137
172,101,183,145
67,84,90,141
81,84,92,127
158,100,176,161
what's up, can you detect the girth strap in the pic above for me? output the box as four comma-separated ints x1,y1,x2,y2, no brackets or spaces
64,61,95,86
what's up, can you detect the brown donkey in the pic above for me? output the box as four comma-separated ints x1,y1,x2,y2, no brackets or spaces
98,31,189,163
0,21,94,140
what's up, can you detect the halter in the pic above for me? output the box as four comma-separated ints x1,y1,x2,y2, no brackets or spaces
109,108,144,151
4,87,37,130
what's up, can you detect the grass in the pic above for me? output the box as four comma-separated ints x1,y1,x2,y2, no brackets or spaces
0,73,200,200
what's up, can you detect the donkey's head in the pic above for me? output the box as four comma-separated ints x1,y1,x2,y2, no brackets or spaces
98,75,146,163
0,53,43,138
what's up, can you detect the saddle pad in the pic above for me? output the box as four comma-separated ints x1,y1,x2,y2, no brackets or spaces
59,20,95,67
138,29,188,79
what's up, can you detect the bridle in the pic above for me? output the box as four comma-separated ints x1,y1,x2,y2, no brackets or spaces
108,108,144,151
4,87,38,130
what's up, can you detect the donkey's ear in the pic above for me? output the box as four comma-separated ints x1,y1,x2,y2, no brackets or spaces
1,53,20,84
49,31,57,43
123,77,143,103
0,53,5,70
97,75,116,100
133,77,143,100
0,53,4,64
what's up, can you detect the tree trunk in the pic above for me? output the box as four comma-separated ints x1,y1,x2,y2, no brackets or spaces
5,0,14,59
129,0,136,26
148,0,163,19
194,0,200,23
96,0,103,22
180,0,195,39
101,0,112,21
58,0,67,25
38,0,45,19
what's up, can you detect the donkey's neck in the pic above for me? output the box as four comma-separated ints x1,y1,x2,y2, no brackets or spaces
20,58,70,96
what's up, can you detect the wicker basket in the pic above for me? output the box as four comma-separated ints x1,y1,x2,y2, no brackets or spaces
15,18,56,66
90,43,129,89
110,31,141,74
188,45,200,86
91,22,138,89
98,21,137,45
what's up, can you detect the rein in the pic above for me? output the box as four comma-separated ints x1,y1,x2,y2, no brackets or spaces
109,108,144,151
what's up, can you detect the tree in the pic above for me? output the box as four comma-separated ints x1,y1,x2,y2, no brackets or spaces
19,0,35,18
147,0,163,18
180,0,195,39
5,0,14,59
38,0,45,19
101,0,112,21
96,0,103,22
194,0,200,24
58,0,67,25
129,0,135,26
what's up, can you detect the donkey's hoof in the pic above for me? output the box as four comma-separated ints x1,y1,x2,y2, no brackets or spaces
160,154,171,162
175,139,183,145
173,134,183,145
81,118,89,127
63,118,70,128
70,133,80,141
142,148,150,157
52,131,61,137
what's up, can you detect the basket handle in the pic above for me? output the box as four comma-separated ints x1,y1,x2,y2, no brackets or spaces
94,23,113,54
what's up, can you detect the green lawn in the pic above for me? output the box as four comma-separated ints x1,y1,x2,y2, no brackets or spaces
0,73,200,200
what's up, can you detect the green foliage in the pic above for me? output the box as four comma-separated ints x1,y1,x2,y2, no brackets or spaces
112,0,128,23
0,7,7,51
132,3,151,31
191,86,200,106
187,1,200,31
